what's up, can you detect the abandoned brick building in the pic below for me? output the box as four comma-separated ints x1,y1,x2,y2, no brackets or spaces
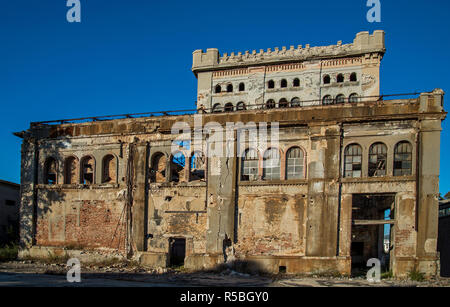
15,30,446,277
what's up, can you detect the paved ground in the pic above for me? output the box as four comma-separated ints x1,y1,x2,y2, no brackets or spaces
0,261,449,287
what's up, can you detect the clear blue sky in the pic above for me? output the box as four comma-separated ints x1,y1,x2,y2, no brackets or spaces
1,0,450,194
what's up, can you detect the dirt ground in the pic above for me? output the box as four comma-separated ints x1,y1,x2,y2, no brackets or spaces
0,260,449,287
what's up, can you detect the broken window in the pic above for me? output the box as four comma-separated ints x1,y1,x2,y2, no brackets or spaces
349,93,359,103
80,156,95,184
350,72,357,82
337,73,344,83
241,148,258,181
170,151,186,182
239,83,245,92
336,94,345,104
212,103,222,113
268,80,275,89
286,147,305,179
224,103,234,112
279,98,288,108
227,84,233,92
150,152,167,183
215,85,221,93
369,143,387,177
344,144,362,178
44,157,57,185
263,148,280,180
293,78,300,87
323,75,331,84
394,141,412,176
266,99,276,109
102,154,117,183
236,102,246,111
64,156,79,184
190,151,205,181
291,97,301,107
322,95,333,105
280,79,287,88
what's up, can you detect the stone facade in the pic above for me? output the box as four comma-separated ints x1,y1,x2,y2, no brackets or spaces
14,31,446,277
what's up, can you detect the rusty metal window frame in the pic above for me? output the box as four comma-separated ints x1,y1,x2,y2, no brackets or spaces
344,144,362,178
368,142,387,177
394,141,412,176
286,147,304,180
241,149,258,181
263,148,280,180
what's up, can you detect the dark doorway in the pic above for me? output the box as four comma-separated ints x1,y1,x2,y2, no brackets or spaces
351,194,395,276
169,238,186,267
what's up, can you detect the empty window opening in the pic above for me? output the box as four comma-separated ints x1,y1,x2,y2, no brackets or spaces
80,156,94,185
293,78,300,87
336,94,345,104
337,73,344,83
344,144,362,178
323,75,331,84
263,148,280,180
224,103,234,112
102,154,117,183
279,98,288,108
349,93,359,103
227,84,233,93
286,147,304,179
268,80,275,89
170,151,185,182
350,72,357,82
150,153,166,183
266,99,276,109
239,83,245,92
215,85,221,93
241,149,258,181
394,141,412,176
291,97,301,107
351,194,395,275
369,143,387,177
44,157,57,185
279,266,287,273
64,156,78,184
190,151,205,181
236,101,246,111
169,238,186,267
322,95,333,105
280,79,287,88
212,103,222,113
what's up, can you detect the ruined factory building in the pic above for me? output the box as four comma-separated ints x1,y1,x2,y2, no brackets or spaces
14,30,446,278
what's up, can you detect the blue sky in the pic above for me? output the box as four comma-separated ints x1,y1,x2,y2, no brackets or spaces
1,0,450,193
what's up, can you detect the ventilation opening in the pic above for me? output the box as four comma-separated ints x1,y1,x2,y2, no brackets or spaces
169,238,186,267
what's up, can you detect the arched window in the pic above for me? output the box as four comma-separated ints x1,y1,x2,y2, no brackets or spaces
239,83,245,92
268,80,275,89
170,151,185,182
236,102,246,111
323,75,331,84
344,144,362,178
350,72,357,82
241,149,258,181
64,156,78,184
190,151,205,181
394,141,412,176
291,97,301,107
263,148,280,180
215,85,221,93
286,147,304,179
266,99,276,109
369,143,387,177
322,95,333,105
224,103,234,112
293,78,300,87
280,79,287,88
279,98,288,108
212,103,222,113
102,154,117,183
44,157,57,185
336,94,345,104
227,84,233,93
337,74,344,83
151,153,166,183
80,156,95,184
349,93,359,103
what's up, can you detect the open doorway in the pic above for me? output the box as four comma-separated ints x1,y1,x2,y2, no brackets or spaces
351,194,395,276
169,238,186,267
